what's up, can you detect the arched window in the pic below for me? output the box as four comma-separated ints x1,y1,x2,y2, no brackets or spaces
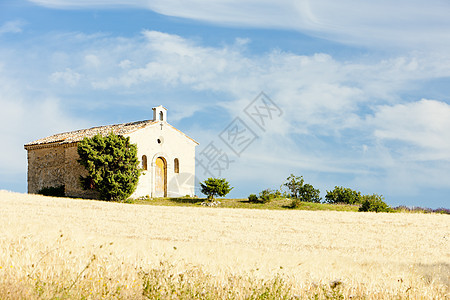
142,155,147,171
174,158,179,173
159,111,164,121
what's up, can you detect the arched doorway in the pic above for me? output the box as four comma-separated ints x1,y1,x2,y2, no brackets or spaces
154,156,167,197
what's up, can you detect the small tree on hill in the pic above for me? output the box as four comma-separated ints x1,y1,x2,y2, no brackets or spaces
298,183,321,203
283,174,304,199
284,174,321,207
325,186,362,205
200,178,233,201
359,194,390,212
77,132,141,201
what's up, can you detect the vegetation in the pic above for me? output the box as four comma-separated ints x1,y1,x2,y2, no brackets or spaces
325,186,362,204
200,178,233,201
283,174,305,199
37,185,65,197
392,205,450,214
283,174,321,207
258,188,280,203
359,194,391,212
247,193,258,203
134,196,360,212
77,132,141,201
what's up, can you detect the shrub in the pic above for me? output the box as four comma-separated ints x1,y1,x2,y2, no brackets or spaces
37,185,65,197
325,186,362,204
298,183,321,203
291,183,321,208
77,132,141,201
359,194,390,212
248,194,258,203
200,178,233,201
259,188,277,203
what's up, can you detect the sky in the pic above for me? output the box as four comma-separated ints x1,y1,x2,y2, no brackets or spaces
1,0,450,208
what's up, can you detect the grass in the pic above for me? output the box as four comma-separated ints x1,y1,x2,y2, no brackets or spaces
132,196,361,212
1,190,449,299
2,241,448,299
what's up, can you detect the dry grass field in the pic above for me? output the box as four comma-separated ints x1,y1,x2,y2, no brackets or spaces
0,190,449,299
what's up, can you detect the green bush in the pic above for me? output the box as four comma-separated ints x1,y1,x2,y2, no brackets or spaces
284,174,321,205
200,178,233,201
291,183,321,208
37,185,65,197
248,194,258,203
359,194,390,212
325,186,362,204
259,188,277,203
77,132,141,201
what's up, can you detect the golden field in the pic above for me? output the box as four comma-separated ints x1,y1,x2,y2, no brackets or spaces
0,190,448,299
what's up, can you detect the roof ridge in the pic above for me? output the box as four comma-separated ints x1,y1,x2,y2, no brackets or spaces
24,119,155,147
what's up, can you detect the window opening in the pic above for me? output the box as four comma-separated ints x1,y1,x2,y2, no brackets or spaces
142,155,147,170
174,158,179,173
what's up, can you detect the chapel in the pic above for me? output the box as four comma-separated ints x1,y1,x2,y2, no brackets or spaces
24,105,198,198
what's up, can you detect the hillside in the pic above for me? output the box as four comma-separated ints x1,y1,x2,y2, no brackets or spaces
1,190,448,299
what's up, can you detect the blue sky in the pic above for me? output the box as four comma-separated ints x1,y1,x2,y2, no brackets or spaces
1,0,450,208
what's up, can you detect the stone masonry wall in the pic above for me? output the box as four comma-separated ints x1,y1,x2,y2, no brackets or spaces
27,145,98,198
27,147,65,194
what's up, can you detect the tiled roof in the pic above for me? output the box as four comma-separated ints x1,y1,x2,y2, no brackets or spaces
24,120,157,149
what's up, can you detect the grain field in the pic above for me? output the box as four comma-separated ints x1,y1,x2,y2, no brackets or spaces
0,190,448,299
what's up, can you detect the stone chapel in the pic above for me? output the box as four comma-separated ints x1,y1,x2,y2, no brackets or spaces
24,105,198,199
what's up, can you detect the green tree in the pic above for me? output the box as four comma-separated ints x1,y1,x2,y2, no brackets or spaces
283,174,304,199
200,178,233,201
77,132,141,201
284,174,321,207
325,186,362,204
298,184,321,203
359,194,390,212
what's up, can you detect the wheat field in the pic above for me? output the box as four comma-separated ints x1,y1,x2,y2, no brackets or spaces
0,190,448,299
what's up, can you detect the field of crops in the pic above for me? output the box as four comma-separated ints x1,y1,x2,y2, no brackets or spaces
0,190,448,299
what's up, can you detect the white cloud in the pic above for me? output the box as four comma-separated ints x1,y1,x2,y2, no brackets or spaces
0,64,89,174
50,68,81,86
370,99,450,160
26,0,450,50
0,20,25,35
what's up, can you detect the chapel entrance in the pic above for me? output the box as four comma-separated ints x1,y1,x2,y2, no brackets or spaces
155,157,167,197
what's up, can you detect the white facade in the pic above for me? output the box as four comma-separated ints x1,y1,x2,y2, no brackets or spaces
128,108,198,198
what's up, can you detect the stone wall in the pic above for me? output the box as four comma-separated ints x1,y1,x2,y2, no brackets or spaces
27,146,65,194
27,144,98,199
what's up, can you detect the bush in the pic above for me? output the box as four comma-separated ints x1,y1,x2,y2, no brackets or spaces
77,132,141,201
248,194,258,203
359,194,390,212
325,186,362,204
200,178,233,201
291,183,321,208
259,188,277,203
37,185,65,197
283,174,321,204
299,184,321,203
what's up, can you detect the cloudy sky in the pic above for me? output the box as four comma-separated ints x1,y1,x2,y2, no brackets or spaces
1,0,450,208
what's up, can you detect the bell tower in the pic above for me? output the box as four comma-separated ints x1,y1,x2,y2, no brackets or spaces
152,105,167,122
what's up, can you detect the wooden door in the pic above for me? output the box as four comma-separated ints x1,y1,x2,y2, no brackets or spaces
155,157,167,197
